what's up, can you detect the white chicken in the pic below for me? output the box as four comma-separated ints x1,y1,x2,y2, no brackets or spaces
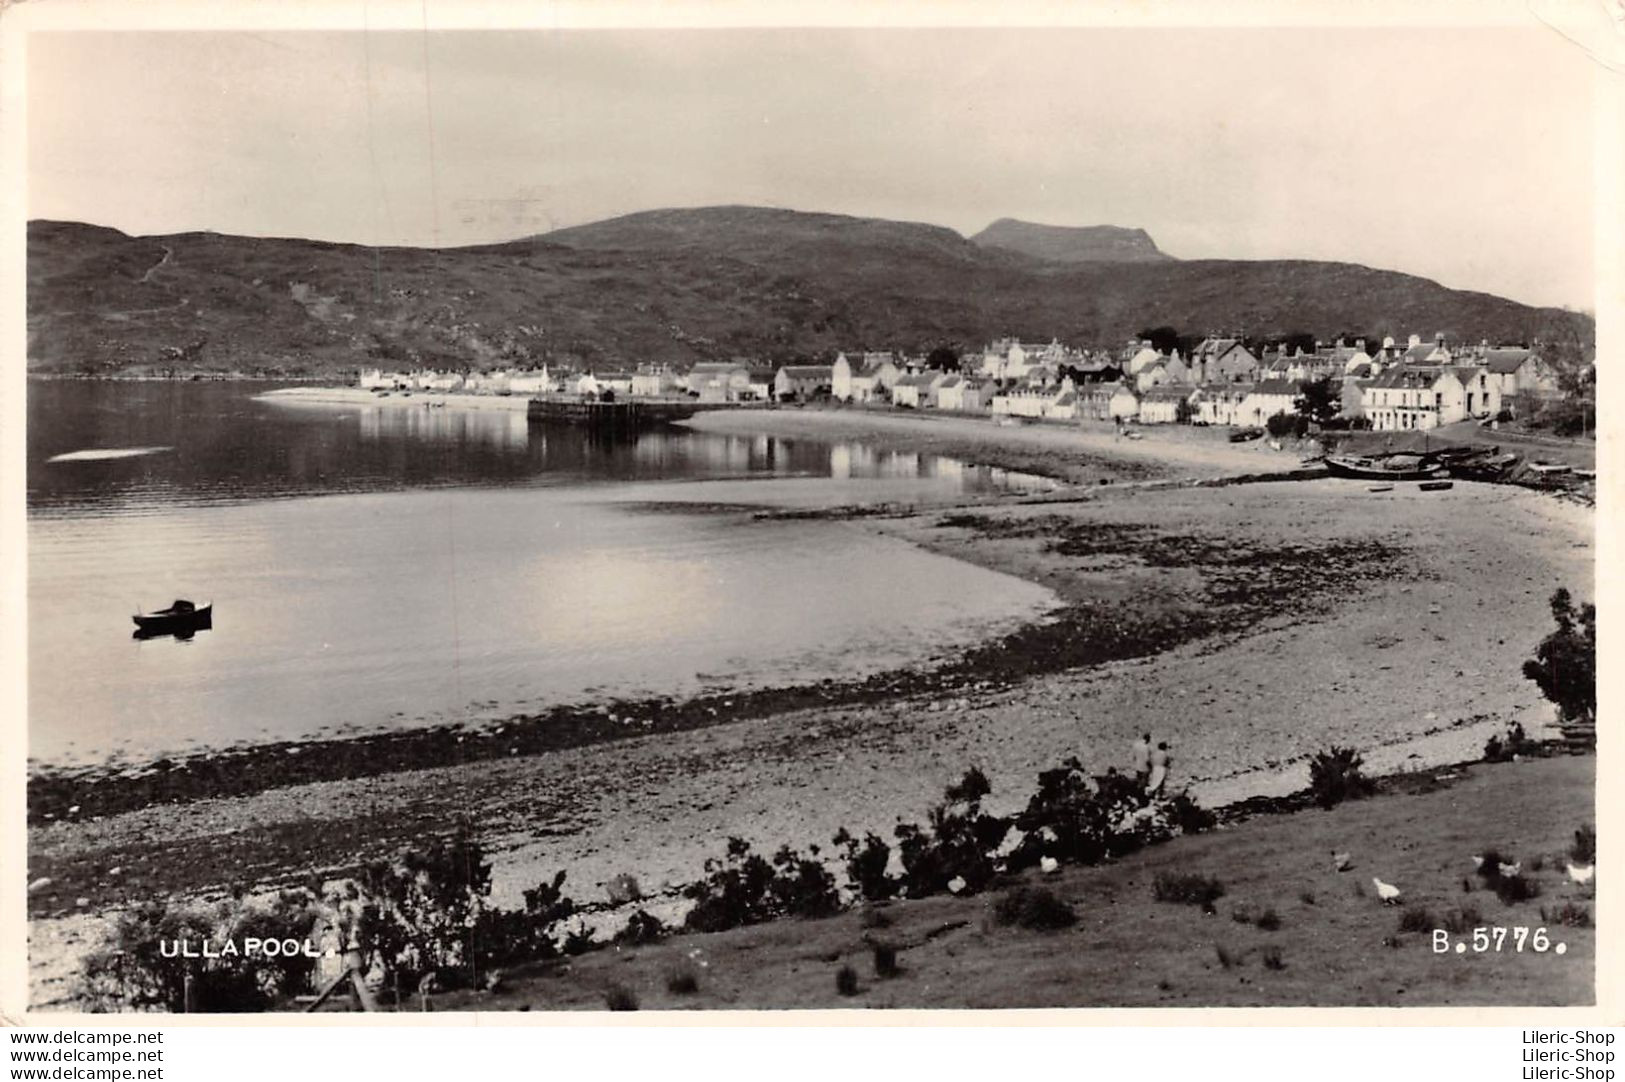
1372,877,1402,904
1040,856,1060,875
1498,861,1521,878
1331,850,1353,872
1567,862,1595,885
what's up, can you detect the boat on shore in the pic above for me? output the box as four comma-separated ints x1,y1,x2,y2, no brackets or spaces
133,599,212,639
1325,452,1448,481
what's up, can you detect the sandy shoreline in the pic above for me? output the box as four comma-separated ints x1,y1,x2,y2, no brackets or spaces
25,414,1592,1006
679,405,1307,480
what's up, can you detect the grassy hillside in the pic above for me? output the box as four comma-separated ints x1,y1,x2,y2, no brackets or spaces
26,209,1592,377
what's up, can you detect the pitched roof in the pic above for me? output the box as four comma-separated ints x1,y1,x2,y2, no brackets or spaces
1143,386,1193,402
1483,348,1535,374
1251,379,1300,396
1369,365,1455,390
937,375,963,389
777,365,833,379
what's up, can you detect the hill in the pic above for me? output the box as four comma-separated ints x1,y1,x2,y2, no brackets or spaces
970,217,1174,263
25,208,1591,377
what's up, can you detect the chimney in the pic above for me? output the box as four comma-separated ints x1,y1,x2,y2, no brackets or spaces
1408,334,1421,348
1435,331,1445,344
1356,338,1366,353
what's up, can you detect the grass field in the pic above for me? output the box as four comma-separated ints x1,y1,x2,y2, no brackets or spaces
408,754,1594,1011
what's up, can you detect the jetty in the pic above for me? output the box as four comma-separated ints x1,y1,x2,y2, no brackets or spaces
526,396,701,430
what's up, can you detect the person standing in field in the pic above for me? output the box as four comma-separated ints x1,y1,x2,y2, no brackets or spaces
1131,733,1152,790
1148,741,1171,797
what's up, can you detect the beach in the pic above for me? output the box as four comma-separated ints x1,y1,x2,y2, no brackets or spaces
25,409,1593,1007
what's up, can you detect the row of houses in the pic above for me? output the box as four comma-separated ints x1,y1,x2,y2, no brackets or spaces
360,330,1561,434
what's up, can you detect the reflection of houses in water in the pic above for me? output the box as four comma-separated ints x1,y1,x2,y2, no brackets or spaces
878,451,921,479
927,456,965,483
828,442,880,479
357,405,529,450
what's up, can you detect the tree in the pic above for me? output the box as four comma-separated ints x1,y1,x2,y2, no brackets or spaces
1294,376,1340,425
925,345,961,372
1278,331,1317,356
1522,588,1595,734
1135,326,1181,355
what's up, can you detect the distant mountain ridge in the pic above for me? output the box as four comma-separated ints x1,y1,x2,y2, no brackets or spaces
25,207,1590,377
970,218,1174,263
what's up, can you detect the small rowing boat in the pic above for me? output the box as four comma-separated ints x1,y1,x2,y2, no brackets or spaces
133,599,213,639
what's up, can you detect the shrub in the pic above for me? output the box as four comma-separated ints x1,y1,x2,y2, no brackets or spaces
1153,872,1225,909
1299,890,1317,907
1007,760,1212,876
1214,944,1238,970
471,870,578,975
1307,746,1376,809
1474,849,1513,885
1484,722,1536,763
683,837,840,933
1165,792,1217,835
664,966,700,995
1571,825,1596,864
603,983,639,1011
993,886,1078,931
871,940,901,978
1440,903,1483,934
682,837,778,933
1255,908,1282,932
1261,947,1286,971
1397,906,1436,934
835,965,860,996
1522,588,1595,734
1495,875,1541,905
769,844,842,919
894,769,1010,898
79,890,319,1012
612,909,667,947
832,828,897,902
1541,903,1591,928
1266,412,1309,439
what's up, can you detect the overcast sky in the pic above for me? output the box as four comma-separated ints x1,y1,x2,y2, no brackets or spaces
27,26,1597,310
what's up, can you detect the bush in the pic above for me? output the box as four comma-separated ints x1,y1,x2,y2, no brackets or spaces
1153,872,1225,909
832,828,897,902
664,966,700,995
1495,875,1541,905
1440,903,1483,934
1007,760,1212,875
682,837,840,933
1541,903,1591,928
1483,722,1537,763
1522,588,1595,734
603,983,639,1011
993,886,1078,931
1307,746,1376,809
835,965,860,996
612,909,667,947
467,870,578,976
1255,908,1282,932
871,940,901,978
1266,412,1309,439
1397,906,1436,934
79,890,320,1012
1261,947,1286,971
893,769,1010,898
1571,825,1596,864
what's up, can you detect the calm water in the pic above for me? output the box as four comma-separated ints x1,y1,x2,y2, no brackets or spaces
28,381,1060,768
